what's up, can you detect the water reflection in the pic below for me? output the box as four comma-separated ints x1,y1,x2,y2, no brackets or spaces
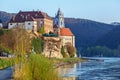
57,58,120,80
57,63,80,80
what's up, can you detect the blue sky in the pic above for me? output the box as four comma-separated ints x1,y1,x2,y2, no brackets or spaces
1,0,120,23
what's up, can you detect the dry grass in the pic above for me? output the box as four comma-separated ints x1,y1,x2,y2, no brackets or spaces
14,54,62,80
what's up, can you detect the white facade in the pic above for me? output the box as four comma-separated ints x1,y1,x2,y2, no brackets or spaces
60,36,75,47
0,23,3,28
25,21,37,30
8,23,24,29
8,21,37,31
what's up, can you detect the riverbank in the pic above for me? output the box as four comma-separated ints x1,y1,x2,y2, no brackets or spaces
0,57,87,70
53,57,105,68
81,57,104,62
0,56,102,70
52,58,87,68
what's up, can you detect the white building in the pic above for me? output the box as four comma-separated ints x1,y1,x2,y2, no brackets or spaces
8,11,53,33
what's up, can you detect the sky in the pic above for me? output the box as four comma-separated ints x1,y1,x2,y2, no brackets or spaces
0,0,120,23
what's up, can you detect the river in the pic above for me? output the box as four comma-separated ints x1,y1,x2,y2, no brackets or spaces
58,57,120,80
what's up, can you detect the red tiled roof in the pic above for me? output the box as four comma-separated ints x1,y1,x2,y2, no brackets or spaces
9,11,52,23
60,28,74,36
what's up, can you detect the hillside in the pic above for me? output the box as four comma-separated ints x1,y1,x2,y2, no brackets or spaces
0,11,116,49
65,18,115,48
96,25,120,49
0,11,15,27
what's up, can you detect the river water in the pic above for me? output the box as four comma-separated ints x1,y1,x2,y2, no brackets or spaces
58,58,120,80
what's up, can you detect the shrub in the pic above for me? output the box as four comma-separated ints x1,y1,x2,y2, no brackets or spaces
0,28,31,54
66,44,76,57
14,54,61,80
61,46,65,57
31,38,43,54
61,46,70,58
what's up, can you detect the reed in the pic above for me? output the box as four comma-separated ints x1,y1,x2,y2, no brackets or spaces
14,54,61,80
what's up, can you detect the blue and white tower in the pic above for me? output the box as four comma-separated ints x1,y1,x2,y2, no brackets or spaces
54,8,65,28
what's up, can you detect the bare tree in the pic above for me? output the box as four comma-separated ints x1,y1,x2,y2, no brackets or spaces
45,38,61,59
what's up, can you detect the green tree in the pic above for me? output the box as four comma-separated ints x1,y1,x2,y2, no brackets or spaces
85,46,114,57
32,38,43,54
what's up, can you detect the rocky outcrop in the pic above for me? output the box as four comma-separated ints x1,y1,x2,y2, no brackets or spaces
43,37,63,58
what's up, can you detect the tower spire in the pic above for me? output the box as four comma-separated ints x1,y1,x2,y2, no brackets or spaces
54,8,65,28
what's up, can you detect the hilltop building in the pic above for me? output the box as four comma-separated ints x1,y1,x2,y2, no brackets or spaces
8,11,53,33
8,9,76,58
54,8,75,47
0,20,3,28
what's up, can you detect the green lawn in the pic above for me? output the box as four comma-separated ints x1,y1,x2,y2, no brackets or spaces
0,58,14,69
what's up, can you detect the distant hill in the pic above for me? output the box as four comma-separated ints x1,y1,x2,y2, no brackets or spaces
64,18,115,48
0,11,116,49
111,22,120,26
96,25,120,49
0,11,15,27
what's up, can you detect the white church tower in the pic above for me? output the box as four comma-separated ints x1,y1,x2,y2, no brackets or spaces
54,8,65,28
